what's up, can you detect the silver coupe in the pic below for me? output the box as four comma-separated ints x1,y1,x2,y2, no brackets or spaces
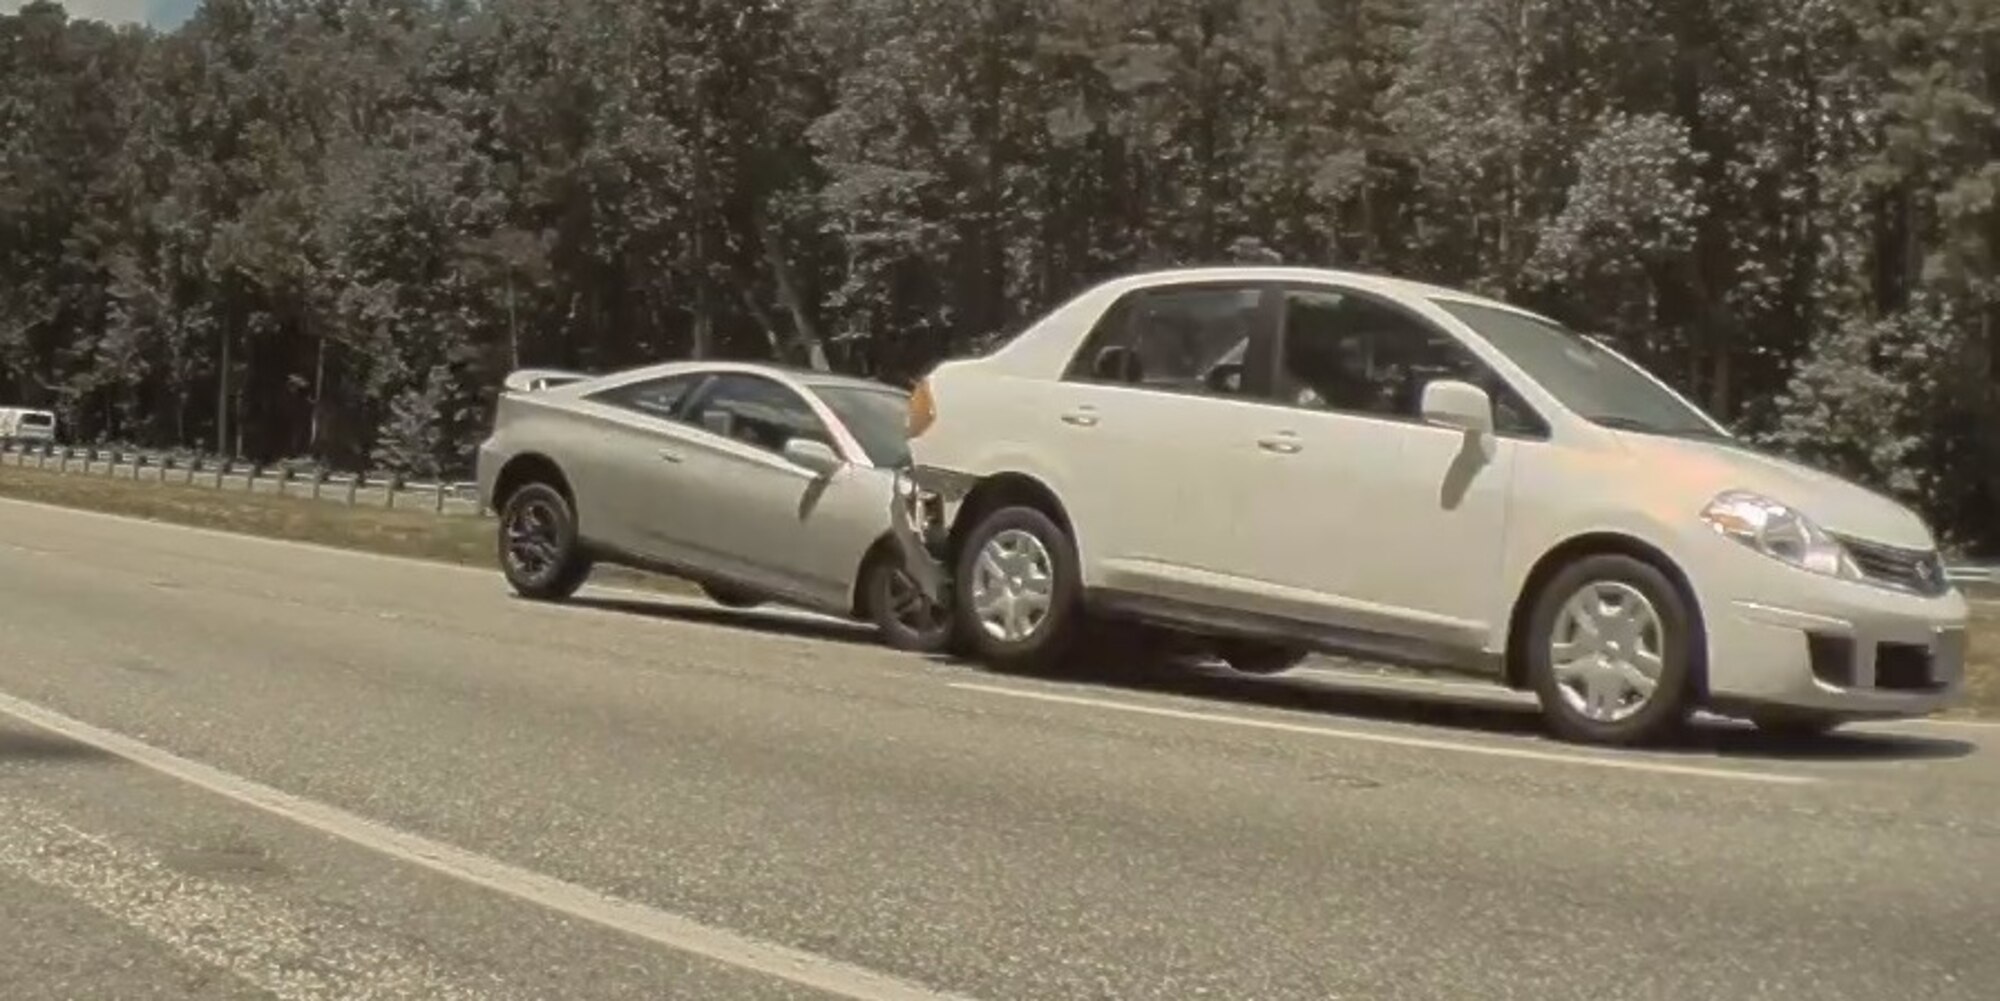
473,361,951,652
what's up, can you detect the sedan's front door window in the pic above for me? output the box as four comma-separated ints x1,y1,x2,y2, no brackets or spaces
688,374,834,455
1277,289,1544,436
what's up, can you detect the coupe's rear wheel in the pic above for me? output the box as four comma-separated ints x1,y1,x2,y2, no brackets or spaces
863,555,953,653
498,482,592,601
1524,554,1697,746
952,505,1085,673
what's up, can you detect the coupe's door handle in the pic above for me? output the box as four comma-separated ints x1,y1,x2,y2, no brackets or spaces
658,448,684,463
1257,434,1302,455
1060,406,1100,427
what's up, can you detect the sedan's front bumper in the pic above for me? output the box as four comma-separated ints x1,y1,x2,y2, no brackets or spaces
1699,543,1969,720
888,468,951,607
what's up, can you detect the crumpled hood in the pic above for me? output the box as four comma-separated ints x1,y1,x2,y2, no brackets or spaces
1616,432,1938,550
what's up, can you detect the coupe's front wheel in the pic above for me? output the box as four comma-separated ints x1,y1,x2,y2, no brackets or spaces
498,483,592,601
952,505,1085,673
1524,554,1698,747
863,555,953,654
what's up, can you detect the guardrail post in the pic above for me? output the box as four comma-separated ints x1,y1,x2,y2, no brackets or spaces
186,456,198,485
311,469,327,501
435,481,447,513
132,453,145,481
214,458,227,489
384,473,399,509
246,464,260,492
345,472,360,505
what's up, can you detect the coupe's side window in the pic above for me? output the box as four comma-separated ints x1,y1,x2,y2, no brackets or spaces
1277,288,1544,436
590,373,702,421
686,374,834,455
1064,284,1265,398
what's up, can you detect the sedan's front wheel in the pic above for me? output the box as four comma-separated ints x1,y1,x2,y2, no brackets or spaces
1524,554,1698,747
498,482,592,601
952,505,1085,673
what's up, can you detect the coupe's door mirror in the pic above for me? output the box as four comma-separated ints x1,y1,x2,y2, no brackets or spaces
1421,380,1495,436
782,437,844,476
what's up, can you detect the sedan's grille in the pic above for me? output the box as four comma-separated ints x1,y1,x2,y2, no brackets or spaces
1833,534,1950,596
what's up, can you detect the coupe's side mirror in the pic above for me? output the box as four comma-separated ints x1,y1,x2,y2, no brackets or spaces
1421,380,1495,437
782,437,844,476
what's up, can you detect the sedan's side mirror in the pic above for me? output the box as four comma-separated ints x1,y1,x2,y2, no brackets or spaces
1421,380,1495,437
782,437,845,476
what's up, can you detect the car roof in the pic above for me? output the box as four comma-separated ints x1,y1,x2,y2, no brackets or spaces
1098,265,1550,319
578,359,905,395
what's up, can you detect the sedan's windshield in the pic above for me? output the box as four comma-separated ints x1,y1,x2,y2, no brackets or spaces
810,384,912,467
1433,299,1725,439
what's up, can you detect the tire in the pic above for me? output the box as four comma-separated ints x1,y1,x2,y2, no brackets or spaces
497,482,592,601
1750,712,1845,740
701,584,766,610
1219,640,1309,676
862,554,954,654
1523,553,1699,747
951,504,1086,673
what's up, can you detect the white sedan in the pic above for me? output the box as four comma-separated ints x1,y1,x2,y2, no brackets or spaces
475,361,950,652
891,266,1967,745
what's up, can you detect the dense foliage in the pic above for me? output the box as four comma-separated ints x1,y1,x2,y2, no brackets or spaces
2,0,1995,549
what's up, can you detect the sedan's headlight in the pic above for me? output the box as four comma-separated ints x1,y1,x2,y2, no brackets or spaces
1700,490,1860,579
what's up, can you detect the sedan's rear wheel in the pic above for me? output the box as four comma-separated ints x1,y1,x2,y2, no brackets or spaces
952,505,1085,673
1218,640,1309,676
498,482,592,601
1525,554,1697,746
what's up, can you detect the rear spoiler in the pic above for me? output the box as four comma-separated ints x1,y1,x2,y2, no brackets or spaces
502,368,593,393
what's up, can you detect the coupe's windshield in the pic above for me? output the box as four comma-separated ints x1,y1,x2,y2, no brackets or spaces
1433,299,1725,439
810,384,912,467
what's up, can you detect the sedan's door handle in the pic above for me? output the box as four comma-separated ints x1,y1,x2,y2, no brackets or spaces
658,448,684,463
1257,434,1302,455
1060,407,1100,428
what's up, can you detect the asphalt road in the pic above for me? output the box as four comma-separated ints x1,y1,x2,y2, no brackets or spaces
0,497,1996,1001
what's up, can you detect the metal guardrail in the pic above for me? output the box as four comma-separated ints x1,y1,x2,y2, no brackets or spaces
0,439,484,516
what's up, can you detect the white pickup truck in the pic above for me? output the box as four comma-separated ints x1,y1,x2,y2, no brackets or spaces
0,407,56,444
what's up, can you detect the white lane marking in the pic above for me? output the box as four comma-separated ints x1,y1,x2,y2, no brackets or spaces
0,692,976,1001
0,797,522,1001
951,682,1819,786
1290,665,2000,733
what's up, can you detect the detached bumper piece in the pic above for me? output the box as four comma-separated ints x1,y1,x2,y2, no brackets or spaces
889,468,951,607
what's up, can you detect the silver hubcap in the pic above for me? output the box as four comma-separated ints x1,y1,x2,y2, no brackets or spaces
1549,581,1667,724
969,529,1055,643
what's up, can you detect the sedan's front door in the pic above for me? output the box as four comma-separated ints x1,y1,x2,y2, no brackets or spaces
1231,285,1541,662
